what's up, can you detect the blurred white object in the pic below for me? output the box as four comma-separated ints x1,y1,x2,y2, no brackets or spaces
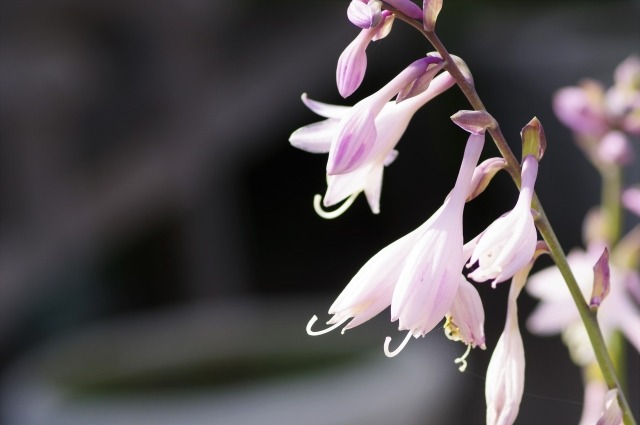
1,298,461,425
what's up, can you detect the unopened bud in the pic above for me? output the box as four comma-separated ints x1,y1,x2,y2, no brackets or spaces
396,57,444,102
451,110,497,135
423,0,443,32
521,117,546,161
589,247,611,311
466,157,506,201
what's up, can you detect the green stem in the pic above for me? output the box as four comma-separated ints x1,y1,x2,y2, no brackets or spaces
601,165,623,245
385,5,637,424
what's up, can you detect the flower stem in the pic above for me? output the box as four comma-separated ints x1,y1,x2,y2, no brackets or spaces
384,4,637,424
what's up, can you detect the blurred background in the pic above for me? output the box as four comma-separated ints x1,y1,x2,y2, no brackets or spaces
0,0,638,424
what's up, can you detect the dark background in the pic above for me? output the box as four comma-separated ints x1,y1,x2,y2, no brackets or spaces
0,0,638,424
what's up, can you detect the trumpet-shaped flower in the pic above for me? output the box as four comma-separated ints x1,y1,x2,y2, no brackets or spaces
443,276,487,371
467,155,539,286
526,243,640,365
485,263,528,425
290,69,455,215
306,130,486,358
330,55,444,175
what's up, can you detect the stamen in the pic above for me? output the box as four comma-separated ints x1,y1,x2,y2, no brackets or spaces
383,332,413,358
313,193,358,219
306,315,349,336
454,344,472,372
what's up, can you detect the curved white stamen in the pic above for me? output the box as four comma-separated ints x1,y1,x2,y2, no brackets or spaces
313,193,358,219
383,332,413,357
306,315,349,336
454,344,472,372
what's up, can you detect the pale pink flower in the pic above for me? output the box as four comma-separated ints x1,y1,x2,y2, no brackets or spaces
329,55,444,175
467,155,538,286
445,276,486,351
485,264,527,425
579,380,609,425
386,131,484,356
290,69,454,215
526,243,640,365
553,81,609,138
307,131,486,358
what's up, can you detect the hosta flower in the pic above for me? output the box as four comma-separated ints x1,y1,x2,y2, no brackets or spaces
443,276,486,371
329,55,444,175
307,130,486,358
485,262,528,425
467,154,539,286
526,243,640,365
290,67,454,215
553,55,640,166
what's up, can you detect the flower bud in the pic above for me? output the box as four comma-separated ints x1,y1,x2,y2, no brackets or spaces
521,117,546,161
423,0,443,31
396,55,443,102
347,0,383,29
466,157,506,201
451,110,496,135
589,247,611,311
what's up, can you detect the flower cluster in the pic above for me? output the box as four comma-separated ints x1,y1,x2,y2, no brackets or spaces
289,2,637,424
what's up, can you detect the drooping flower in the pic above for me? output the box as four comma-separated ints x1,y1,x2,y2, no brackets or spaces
467,154,539,286
443,276,486,371
485,256,530,425
329,55,444,175
290,66,454,215
306,130,486,358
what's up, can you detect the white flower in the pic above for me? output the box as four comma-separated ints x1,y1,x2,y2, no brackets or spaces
526,243,640,365
485,264,527,425
290,68,454,215
467,155,539,286
307,131,486,359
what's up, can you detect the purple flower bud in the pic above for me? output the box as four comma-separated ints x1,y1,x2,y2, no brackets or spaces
521,117,546,161
466,157,507,201
589,247,611,311
347,0,383,29
451,110,497,135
